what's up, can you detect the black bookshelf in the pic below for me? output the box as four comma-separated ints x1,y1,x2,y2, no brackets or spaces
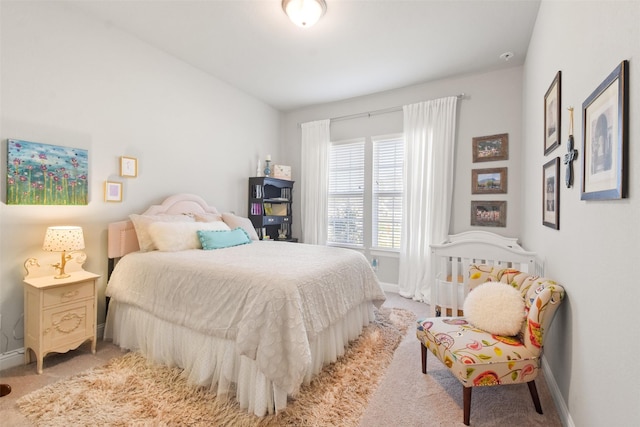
248,177,296,241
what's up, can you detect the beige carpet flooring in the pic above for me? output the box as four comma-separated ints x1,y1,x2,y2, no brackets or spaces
0,292,562,426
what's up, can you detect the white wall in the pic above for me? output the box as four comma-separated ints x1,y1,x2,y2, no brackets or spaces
282,67,524,286
0,2,281,355
522,1,640,425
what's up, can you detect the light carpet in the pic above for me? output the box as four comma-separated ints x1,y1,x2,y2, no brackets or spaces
17,307,414,427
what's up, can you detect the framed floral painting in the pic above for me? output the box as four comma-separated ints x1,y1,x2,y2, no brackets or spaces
6,139,88,205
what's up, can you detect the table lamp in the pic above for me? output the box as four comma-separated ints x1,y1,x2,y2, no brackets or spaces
42,226,85,279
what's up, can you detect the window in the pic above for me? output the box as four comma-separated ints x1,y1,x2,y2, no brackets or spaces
328,140,364,246
328,135,404,250
373,136,404,249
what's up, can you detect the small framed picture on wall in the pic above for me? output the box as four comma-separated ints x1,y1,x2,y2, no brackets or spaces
472,133,509,162
544,71,561,155
104,181,123,202
471,167,507,194
470,200,507,227
542,158,560,229
120,156,138,178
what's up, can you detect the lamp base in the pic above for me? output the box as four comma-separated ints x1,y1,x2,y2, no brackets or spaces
52,251,71,279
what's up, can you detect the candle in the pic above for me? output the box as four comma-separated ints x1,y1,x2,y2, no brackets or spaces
266,154,271,161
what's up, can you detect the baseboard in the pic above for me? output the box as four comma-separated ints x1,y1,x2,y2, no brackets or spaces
0,347,25,372
541,356,575,427
380,282,399,294
0,323,106,372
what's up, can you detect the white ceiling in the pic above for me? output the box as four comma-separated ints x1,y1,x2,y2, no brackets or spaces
68,0,541,111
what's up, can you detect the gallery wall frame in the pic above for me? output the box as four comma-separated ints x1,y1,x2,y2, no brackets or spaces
581,60,629,200
472,133,509,162
470,200,507,227
104,181,122,202
120,156,138,178
544,71,562,155
471,167,507,194
543,157,560,230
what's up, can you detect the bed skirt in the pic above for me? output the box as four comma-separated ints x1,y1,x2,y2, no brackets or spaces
104,300,376,416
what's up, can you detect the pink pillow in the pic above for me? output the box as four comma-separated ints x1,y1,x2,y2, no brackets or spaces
221,213,259,240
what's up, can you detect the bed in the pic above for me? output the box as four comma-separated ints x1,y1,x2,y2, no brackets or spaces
429,231,542,317
104,194,386,416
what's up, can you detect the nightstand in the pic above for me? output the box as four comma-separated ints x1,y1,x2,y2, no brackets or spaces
23,270,100,374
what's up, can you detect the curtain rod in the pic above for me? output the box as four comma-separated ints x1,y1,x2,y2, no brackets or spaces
329,93,466,123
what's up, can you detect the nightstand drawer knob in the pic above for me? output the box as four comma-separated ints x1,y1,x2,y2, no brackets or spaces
62,290,79,299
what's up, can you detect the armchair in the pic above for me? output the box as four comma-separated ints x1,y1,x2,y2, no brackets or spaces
416,265,565,425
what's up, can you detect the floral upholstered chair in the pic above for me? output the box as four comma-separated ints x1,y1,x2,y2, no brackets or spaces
416,265,565,425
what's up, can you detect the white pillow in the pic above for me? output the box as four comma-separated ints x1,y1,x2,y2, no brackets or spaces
148,221,231,252
193,212,223,223
129,214,194,252
221,213,259,241
463,282,526,336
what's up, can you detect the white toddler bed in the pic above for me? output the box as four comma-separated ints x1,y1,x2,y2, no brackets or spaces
104,194,386,417
429,231,542,317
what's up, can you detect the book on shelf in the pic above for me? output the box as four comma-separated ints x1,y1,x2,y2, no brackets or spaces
250,203,262,215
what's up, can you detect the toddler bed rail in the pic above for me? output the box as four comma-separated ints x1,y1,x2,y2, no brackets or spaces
429,231,542,316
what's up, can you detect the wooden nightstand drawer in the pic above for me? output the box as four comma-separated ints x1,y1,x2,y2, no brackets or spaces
42,299,93,348
42,281,94,307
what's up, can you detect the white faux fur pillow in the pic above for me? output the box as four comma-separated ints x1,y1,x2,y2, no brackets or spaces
148,221,230,252
463,282,526,336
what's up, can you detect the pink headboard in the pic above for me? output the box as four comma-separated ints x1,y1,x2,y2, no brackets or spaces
107,193,220,259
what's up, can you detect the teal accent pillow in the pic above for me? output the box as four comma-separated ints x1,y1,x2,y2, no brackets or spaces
198,227,251,250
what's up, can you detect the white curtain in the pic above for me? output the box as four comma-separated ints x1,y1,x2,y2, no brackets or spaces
398,97,458,302
300,119,330,245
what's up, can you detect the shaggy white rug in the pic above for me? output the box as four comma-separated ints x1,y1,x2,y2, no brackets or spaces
17,308,414,427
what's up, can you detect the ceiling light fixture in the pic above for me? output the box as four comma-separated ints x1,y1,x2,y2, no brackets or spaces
282,0,327,28
499,51,515,61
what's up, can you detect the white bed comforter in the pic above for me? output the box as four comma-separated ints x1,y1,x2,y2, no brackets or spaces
106,241,385,395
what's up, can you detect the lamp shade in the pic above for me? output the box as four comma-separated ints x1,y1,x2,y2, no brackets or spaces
282,0,326,28
43,226,85,252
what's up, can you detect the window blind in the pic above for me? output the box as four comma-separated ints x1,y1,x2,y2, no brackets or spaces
373,136,404,249
328,140,365,246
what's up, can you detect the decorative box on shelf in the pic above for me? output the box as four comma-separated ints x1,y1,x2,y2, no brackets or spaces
272,165,291,180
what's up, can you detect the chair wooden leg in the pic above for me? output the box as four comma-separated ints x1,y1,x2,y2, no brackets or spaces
527,380,543,414
463,386,472,425
420,343,427,374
